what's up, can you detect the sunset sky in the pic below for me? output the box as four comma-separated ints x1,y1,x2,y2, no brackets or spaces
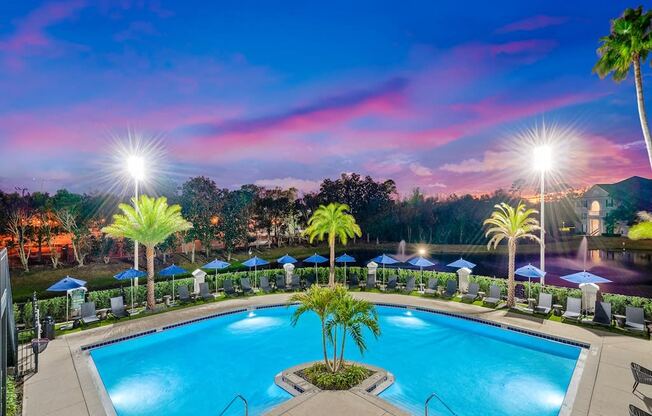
1,1,651,198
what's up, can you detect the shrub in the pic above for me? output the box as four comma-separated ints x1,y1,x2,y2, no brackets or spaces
301,363,371,390
7,377,18,416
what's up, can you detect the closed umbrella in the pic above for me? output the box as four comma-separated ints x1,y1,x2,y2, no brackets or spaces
202,259,231,294
47,276,86,321
114,268,146,312
335,253,356,285
372,254,399,285
159,264,188,304
242,256,269,288
515,264,545,299
408,256,436,287
303,254,328,285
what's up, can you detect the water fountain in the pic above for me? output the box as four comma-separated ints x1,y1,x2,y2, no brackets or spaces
576,236,588,270
396,240,408,262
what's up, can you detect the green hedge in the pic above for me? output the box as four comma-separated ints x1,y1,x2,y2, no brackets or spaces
15,267,652,323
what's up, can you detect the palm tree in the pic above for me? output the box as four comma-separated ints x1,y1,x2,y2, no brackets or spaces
594,6,652,170
303,203,362,286
326,287,380,372
483,202,540,308
290,285,337,371
629,211,652,240
102,195,192,310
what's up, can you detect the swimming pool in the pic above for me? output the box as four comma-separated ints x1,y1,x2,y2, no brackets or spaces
89,304,583,416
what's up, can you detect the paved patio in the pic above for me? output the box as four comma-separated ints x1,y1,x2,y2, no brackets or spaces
22,292,652,416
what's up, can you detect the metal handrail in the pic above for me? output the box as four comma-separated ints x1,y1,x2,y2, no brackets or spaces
425,391,458,416
218,394,248,416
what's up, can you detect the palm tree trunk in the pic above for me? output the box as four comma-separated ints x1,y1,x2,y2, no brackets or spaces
146,245,156,310
321,320,333,371
338,329,347,370
634,59,652,170
329,238,335,286
332,327,338,372
507,239,516,308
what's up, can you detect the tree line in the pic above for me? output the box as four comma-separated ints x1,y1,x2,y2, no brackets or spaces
0,172,583,271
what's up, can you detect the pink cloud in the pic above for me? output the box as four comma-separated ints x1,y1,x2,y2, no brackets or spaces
489,40,557,56
497,15,569,33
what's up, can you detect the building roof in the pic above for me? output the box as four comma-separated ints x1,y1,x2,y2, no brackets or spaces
595,176,652,197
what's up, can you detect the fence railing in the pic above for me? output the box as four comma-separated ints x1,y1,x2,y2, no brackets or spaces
0,248,19,416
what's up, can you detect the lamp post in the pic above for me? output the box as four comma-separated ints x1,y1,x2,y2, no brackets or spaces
533,145,552,285
127,155,145,283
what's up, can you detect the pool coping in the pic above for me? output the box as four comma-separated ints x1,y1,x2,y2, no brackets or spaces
81,300,591,416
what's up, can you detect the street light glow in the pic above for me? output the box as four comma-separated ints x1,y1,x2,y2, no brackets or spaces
418,248,426,256
533,145,553,172
127,155,146,182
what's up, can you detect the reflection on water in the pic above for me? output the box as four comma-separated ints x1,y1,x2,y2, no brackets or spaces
227,316,284,334
385,315,429,329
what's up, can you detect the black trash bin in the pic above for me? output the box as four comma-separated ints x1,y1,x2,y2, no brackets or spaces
43,316,55,340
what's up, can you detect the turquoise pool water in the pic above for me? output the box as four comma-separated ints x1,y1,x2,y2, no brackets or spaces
90,305,581,416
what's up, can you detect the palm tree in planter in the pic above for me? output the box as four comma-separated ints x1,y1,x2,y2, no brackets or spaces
326,287,380,372
483,202,540,308
594,6,652,169
304,203,362,287
102,195,192,310
290,285,337,371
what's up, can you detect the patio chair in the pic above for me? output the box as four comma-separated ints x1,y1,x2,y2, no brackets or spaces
424,277,438,295
223,279,237,297
461,282,480,302
240,278,254,295
275,275,287,291
178,285,193,303
403,276,415,293
199,282,215,301
630,404,652,416
260,276,272,293
386,275,398,291
349,274,360,288
306,274,317,287
534,293,553,315
562,297,582,321
442,280,457,298
366,274,376,290
483,284,502,306
291,275,301,291
584,301,612,326
632,362,652,394
626,306,646,333
81,302,100,325
110,296,129,319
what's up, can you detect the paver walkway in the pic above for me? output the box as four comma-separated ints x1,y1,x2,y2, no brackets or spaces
22,292,652,416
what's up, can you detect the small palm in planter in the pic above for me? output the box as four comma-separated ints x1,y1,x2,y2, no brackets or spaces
290,286,381,390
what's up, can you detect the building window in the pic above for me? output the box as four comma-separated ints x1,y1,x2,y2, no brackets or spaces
582,200,588,208
589,200,600,215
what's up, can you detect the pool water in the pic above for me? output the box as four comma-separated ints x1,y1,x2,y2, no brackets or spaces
90,305,581,416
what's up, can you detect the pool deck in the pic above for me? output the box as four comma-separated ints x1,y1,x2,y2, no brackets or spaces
22,292,652,416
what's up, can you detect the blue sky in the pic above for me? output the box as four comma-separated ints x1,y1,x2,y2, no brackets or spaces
0,1,650,197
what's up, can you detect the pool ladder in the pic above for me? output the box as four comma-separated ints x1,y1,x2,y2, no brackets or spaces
218,394,248,416
424,391,458,416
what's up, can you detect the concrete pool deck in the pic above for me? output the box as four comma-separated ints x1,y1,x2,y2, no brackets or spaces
22,292,652,416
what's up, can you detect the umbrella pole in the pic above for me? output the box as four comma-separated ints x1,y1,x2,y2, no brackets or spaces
528,277,531,299
131,278,134,311
315,263,318,285
344,263,347,287
66,293,69,322
172,274,175,304
215,269,218,295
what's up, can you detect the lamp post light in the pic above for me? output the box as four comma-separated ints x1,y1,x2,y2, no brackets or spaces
127,155,145,277
533,145,552,285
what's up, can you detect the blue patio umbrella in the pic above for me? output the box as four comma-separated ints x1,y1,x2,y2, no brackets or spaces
303,254,328,285
336,253,356,284
159,264,188,303
243,256,269,288
372,254,399,285
560,271,612,285
114,268,146,312
202,259,231,294
408,256,436,287
515,264,546,298
447,258,477,269
47,276,87,321
277,254,298,264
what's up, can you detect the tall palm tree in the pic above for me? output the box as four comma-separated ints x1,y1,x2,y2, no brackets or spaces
629,211,652,240
594,6,652,170
484,202,540,308
102,195,192,310
304,203,362,286
325,287,380,372
290,285,337,371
